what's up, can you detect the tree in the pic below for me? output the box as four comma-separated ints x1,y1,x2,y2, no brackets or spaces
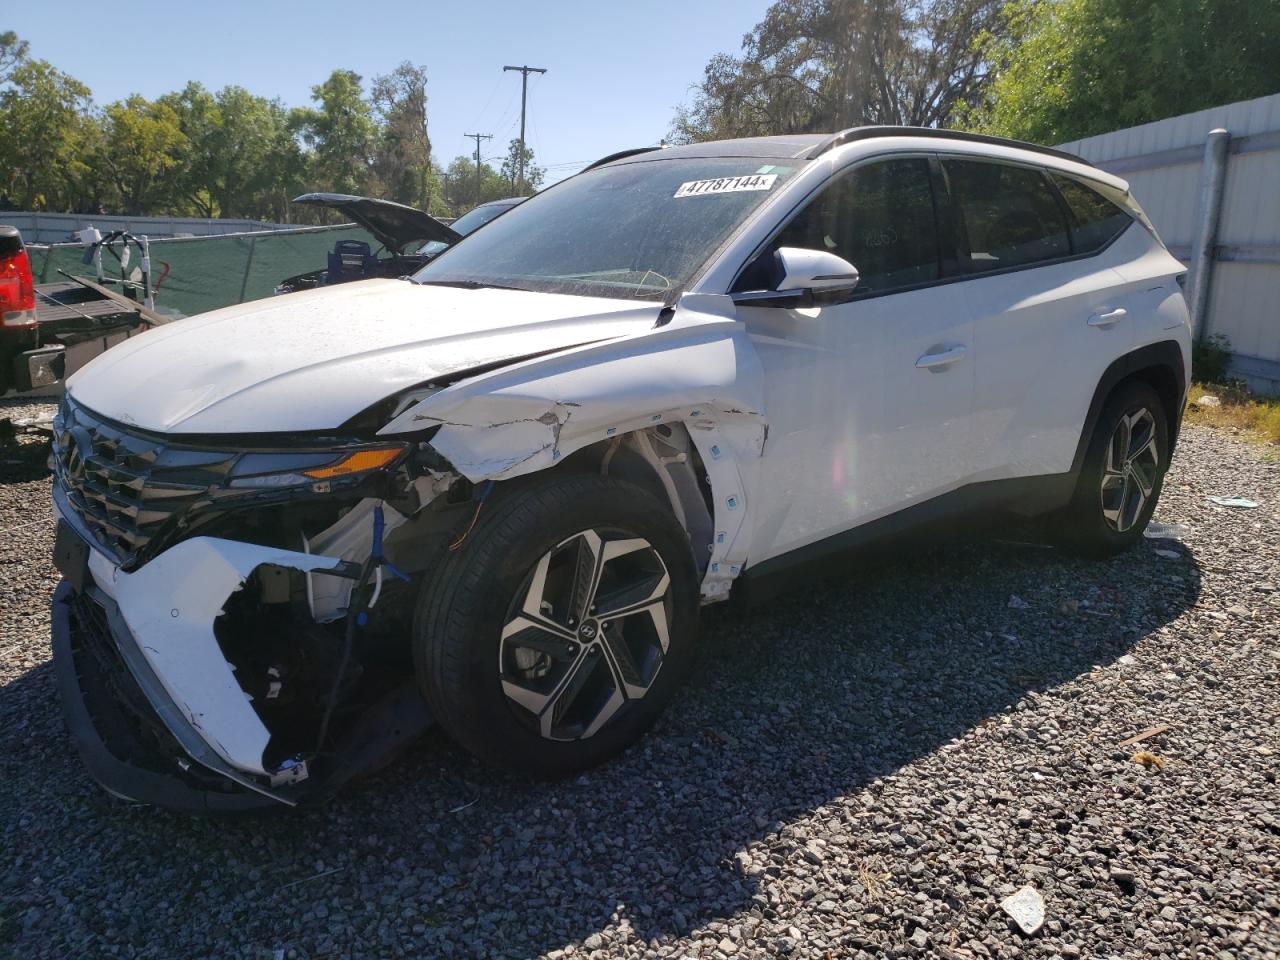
162,83,303,219
671,0,1004,142
973,0,1280,144
499,138,544,195
0,30,29,84
0,59,97,210
97,95,188,215
371,62,433,208
299,69,377,196
441,154,509,213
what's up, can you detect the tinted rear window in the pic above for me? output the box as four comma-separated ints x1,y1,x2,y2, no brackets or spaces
944,160,1070,273
1051,174,1133,253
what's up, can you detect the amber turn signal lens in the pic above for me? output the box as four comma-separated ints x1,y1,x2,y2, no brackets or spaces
303,446,404,479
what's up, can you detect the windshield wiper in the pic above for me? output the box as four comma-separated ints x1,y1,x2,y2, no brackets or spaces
414,278,529,292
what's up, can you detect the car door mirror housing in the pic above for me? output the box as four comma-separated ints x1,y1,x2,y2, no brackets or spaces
732,247,861,308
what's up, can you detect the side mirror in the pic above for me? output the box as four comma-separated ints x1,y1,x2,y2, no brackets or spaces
732,246,861,308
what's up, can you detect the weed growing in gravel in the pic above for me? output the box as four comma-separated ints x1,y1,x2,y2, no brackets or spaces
1184,381,1280,447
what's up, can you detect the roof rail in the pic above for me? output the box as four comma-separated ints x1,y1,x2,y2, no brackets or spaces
583,145,664,171
806,126,1088,166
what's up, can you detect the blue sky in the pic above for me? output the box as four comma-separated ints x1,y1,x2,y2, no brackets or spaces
8,1,772,182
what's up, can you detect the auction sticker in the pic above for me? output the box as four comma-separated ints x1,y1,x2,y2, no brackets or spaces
674,174,777,198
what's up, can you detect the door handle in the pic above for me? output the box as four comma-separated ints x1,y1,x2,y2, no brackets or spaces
915,345,967,369
1088,307,1127,327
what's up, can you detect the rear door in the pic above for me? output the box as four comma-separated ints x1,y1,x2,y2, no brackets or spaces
943,158,1135,481
735,156,978,562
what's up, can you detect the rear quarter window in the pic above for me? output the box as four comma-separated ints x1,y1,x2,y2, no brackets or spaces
1051,174,1134,254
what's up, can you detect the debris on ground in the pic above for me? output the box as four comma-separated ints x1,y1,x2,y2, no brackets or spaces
1154,548,1182,559
1000,885,1046,936
1195,395,1222,408
1132,750,1166,770
1007,594,1030,609
1207,495,1259,508
1144,521,1191,540
1117,724,1171,747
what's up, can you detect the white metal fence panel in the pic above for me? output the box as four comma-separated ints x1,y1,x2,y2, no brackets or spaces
1059,92,1280,393
0,211,296,244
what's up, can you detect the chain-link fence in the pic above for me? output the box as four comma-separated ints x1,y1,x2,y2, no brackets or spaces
29,223,375,319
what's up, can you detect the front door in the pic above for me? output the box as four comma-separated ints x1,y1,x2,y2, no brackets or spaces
734,156,978,564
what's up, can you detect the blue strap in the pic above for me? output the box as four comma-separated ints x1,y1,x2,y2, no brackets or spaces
371,505,411,582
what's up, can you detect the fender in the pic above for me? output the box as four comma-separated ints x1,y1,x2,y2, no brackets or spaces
378,293,770,601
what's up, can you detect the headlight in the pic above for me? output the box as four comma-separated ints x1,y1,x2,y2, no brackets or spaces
227,444,407,489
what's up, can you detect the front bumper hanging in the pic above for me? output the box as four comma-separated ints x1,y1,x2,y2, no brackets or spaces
50,506,434,810
51,580,280,812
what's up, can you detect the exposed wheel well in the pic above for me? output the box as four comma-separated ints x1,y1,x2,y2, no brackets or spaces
1124,362,1185,452
534,423,715,573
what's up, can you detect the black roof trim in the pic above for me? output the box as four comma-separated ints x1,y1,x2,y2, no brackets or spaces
806,126,1089,166
583,146,663,171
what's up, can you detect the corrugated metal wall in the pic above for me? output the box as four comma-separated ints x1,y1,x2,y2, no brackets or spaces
1059,92,1280,393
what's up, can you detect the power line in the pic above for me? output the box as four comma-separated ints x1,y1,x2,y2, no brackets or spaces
502,65,547,192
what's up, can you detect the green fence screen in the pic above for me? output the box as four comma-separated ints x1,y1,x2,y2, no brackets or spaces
31,224,375,319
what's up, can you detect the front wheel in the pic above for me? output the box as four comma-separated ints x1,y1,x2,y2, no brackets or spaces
413,473,700,777
1057,381,1169,556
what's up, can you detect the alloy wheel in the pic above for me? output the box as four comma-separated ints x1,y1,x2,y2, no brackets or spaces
1100,407,1159,533
498,529,672,741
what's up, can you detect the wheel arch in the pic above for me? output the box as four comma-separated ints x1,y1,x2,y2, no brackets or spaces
1071,340,1188,478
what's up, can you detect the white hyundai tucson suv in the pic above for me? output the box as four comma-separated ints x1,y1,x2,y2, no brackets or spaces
49,127,1190,810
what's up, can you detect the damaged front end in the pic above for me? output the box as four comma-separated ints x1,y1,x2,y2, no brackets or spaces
49,396,476,810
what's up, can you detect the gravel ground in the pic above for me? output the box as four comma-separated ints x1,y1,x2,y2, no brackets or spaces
2,397,1277,960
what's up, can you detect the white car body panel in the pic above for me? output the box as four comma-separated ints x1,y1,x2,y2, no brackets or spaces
737,282,977,562
66,279,661,433
84,533,351,777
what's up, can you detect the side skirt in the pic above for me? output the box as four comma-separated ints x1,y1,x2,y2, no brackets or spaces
733,472,1076,608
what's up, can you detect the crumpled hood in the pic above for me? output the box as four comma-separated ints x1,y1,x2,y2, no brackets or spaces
67,279,662,433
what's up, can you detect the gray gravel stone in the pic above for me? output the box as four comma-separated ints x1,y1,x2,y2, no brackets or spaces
2,410,1279,959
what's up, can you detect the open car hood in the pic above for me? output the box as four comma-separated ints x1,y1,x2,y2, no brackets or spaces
293,193,461,254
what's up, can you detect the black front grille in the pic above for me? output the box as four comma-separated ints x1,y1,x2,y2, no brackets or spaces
52,400,237,564
68,590,189,770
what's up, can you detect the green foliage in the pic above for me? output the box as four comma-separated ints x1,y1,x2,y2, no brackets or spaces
299,69,377,197
973,0,1280,143
499,138,545,195
371,62,434,210
0,35,480,220
441,154,510,210
98,95,187,215
0,58,96,210
1193,333,1234,384
671,0,1005,142
0,30,29,84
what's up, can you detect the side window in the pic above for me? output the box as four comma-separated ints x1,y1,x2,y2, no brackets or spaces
752,157,940,296
943,159,1071,273
1051,174,1133,254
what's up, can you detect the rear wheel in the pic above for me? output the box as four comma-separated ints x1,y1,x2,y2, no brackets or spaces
413,473,699,776
1058,381,1168,556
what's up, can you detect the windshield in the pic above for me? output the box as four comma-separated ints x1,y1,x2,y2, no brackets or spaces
417,202,514,256
412,158,799,300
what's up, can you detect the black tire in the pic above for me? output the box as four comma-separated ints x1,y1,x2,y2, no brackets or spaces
1057,380,1169,557
413,473,700,777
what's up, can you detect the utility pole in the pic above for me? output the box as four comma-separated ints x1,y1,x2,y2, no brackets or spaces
502,64,547,192
464,132,492,206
